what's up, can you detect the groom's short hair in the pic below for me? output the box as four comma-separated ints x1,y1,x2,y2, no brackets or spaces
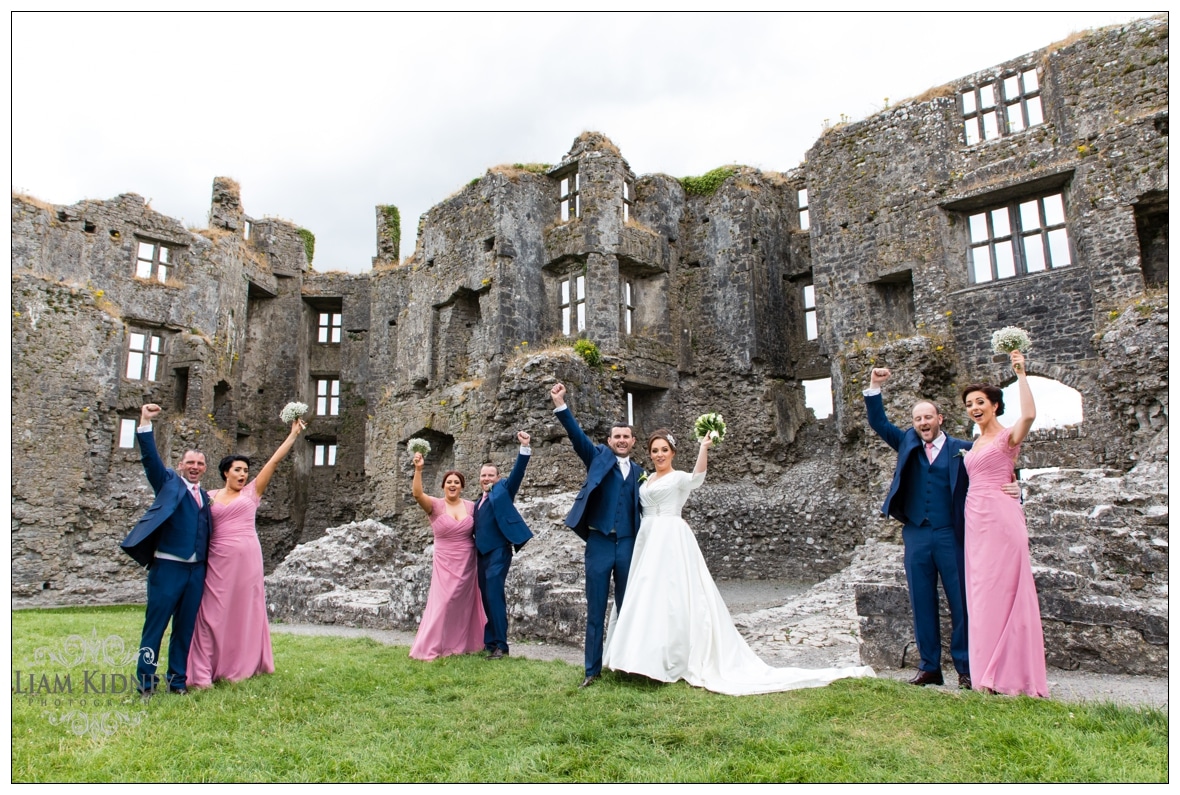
912,400,943,418
609,424,635,438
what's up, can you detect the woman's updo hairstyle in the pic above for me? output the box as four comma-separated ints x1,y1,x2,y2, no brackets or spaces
960,383,1005,417
647,428,677,454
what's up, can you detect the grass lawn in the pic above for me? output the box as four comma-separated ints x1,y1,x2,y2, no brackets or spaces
10,606,1167,783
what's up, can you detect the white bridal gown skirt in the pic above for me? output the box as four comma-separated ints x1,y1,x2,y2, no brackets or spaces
603,471,874,696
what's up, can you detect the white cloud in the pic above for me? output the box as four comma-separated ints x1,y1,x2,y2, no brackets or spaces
12,10,1152,272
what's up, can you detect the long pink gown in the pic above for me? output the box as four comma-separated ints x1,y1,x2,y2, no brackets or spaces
188,480,274,687
963,426,1049,697
408,497,486,661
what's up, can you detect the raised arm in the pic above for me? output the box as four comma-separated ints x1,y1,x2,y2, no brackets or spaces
411,452,434,514
253,419,307,498
136,403,168,492
864,368,904,451
1006,351,1036,447
551,383,597,467
504,431,531,500
693,432,712,475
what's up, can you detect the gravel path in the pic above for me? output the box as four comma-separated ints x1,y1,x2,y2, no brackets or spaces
273,576,1167,711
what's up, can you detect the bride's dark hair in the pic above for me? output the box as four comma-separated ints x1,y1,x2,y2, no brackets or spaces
961,383,1005,417
647,428,676,454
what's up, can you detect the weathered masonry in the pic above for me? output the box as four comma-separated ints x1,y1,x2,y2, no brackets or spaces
12,17,1166,675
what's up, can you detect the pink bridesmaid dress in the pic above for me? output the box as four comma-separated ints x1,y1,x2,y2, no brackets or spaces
188,480,274,687
963,426,1049,697
409,496,486,660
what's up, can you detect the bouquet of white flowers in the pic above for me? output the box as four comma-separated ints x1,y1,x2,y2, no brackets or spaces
991,326,1032,354
407,438,432,457
280,401,309,424
693,413,726,445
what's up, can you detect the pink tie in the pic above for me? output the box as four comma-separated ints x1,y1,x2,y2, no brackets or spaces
925,442,936,464
190,485,202,507
478,494,487,511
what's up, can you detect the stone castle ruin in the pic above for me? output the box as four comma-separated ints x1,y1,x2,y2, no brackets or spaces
11,17,1167,674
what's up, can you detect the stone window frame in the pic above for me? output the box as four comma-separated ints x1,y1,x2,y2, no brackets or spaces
966,190,1072,284
312,440,338,467
802,282,818,341
622,179,633,223
317,310,343,344
798,189,810,231
560,273,587,336
116,417,139,449
556,166,581,223
961,67,1044,145
125,328,164,382
134,238,174,283
315,377,341,417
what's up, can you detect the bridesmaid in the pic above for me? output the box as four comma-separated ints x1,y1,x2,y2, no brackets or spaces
188,417,307,687
408,453,486,660
961,350,1049,697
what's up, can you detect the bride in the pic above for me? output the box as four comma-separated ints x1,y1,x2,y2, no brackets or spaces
603,428,875,695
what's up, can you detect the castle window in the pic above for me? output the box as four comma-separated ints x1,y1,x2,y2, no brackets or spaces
623,280,635,334
117,418,138,449
318,311,342,343
968,191,1071,283
802,283,818,341
626,391,634,426
798,189,810,231
313,441,337,467
135,240,172,282
803,377,833,420
558,169,581,222
962,68,1043,144
243,219,253,241
560,274,586,335
622,180,633,222
316,378,340,416
125,331,163,381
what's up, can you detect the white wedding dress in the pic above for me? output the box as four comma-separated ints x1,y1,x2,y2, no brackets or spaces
603,469,875,696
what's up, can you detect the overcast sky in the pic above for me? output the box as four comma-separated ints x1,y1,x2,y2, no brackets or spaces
11,10,1154,275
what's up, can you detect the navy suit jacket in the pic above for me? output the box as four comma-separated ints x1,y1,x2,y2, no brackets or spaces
865,393,972,543
120,430,211,568
474,452,533,554
556,406,643,542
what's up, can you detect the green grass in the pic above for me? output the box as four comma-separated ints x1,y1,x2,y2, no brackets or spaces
11,607,1167,782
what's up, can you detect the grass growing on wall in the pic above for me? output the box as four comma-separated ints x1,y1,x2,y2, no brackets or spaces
297,228,315,266
379,205,401,257
680,167,737,196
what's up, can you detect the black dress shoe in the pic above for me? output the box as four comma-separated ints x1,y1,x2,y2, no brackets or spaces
908,669,944,686
578,675,599,689
486,649,507,660
959,673,972,690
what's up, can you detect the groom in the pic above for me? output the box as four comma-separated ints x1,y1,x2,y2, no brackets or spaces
550,383,643,688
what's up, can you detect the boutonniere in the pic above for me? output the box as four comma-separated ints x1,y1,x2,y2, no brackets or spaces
954,449,968,458
638,472,649,484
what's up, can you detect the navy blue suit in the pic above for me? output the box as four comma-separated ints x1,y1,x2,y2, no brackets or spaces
120,429,211,692
866,392,970,675
556,406,643,677
473,451,533,653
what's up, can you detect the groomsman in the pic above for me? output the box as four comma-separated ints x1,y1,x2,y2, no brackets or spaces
550,383,643,688
473,431,534,659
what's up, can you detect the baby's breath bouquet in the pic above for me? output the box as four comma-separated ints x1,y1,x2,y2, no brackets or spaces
279,401,309,424
991,326,1032,354
693,413,726,445
407,438,432,457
